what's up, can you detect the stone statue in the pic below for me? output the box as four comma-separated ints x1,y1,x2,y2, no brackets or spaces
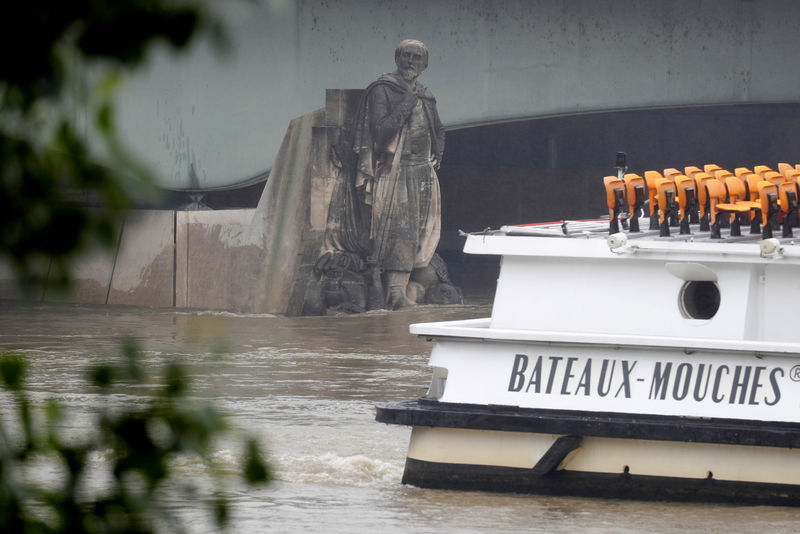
307,40,460,314
354,39,445,308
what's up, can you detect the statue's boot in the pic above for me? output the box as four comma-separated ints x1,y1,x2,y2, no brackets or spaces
385,270,412,310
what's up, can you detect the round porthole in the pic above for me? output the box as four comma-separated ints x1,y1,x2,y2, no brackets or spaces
679,281,720,320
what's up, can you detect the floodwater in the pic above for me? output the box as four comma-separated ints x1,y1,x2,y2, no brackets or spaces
0,300,798,533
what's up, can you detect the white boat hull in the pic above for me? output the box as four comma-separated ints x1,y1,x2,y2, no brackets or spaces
376,331,800,504
376,223,800,504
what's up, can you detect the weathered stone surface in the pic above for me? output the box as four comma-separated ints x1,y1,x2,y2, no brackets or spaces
175,210,256,310
107,211,175,307
250,108,325,314
47,248,116,304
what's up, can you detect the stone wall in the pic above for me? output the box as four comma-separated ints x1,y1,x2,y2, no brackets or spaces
0,90,361,314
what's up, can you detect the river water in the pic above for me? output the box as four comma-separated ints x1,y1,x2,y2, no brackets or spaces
0,300,798,533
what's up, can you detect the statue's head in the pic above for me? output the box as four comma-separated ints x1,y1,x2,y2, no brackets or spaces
394,39,428,82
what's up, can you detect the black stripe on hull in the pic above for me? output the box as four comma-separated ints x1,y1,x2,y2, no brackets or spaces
403,458,800,506
376,399,800,448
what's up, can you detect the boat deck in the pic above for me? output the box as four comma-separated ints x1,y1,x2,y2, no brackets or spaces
501,218,775,243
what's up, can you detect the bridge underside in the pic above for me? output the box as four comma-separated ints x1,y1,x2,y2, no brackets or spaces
439,102,800,293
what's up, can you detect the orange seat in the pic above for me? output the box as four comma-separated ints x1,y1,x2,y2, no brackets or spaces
714,169,734,182
785,169,800,185
741,173,761,201
714,200,751,214
694,172,715,231
707,179,749,238
734,167,752,178
704,179,726,203
655,178,678,236
704,179,727,239
736,174,766,234
623,173,646,232
663,168,681,181
644,170,664,183
704,164,723,175
778,182,799,237
643,171,664,230
604,176,627,234
758,181,781,239
778,163,794,175
724,176,759,208
722,176,760,236
684,166,703,180
764,171,785,186
779,181,799,206
674,174,698,234
754,165,773,179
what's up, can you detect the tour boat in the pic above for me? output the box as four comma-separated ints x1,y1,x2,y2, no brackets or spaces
376,162,800,505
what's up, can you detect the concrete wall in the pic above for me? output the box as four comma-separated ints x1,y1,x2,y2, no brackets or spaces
1,92,348,314
109,211,176,307
2,210,180,308
174,210,257,310
113,0,800,190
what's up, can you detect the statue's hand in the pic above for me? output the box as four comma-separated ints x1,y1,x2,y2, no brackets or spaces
431,156,441,170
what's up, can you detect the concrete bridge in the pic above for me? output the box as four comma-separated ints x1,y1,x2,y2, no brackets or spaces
5,0,800,311
118,0,800,190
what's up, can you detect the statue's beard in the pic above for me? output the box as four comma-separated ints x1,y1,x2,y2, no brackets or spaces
400,66,418,81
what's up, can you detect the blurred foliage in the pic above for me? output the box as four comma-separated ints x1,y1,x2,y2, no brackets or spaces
0,2,272,532
0,1,223,293
0,342,271,533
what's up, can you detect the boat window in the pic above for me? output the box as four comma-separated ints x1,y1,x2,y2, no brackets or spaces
679,281,720,320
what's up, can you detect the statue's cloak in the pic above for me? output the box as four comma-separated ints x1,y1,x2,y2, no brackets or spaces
352,72,445,203
324,72,445,262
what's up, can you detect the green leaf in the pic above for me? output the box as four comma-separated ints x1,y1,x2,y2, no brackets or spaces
243,438,271,484
212,495,229,527
90,364,114,388
0,353,25,390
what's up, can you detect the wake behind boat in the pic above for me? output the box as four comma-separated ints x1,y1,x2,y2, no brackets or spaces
376,160,800,505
